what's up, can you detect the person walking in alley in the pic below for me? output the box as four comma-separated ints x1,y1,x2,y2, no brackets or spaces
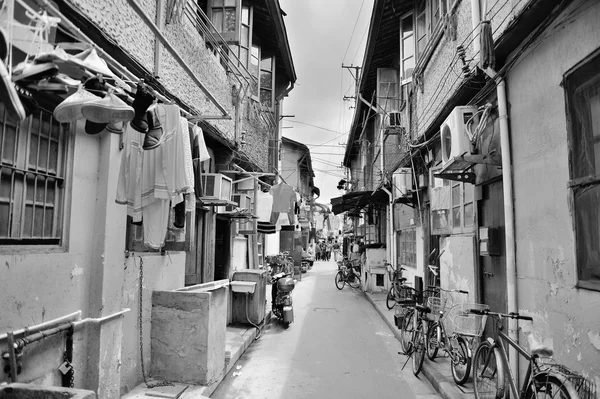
325,240,332,261
333,239,341,261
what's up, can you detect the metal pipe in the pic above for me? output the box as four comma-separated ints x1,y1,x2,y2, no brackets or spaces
7,309,130,349
124,0,230,117
0,310,81,343
495,75,519,378
6,333,18,383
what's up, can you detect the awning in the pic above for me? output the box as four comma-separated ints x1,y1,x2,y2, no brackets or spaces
331,189,389,215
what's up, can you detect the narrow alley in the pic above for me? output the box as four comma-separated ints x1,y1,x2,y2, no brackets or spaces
211,261,440,399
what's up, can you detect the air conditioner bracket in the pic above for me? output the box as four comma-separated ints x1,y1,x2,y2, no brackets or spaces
434,171,476,184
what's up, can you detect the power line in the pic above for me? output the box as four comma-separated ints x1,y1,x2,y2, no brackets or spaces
342,0,367,64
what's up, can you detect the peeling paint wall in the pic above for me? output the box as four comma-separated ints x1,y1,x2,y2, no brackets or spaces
508,0,600,376
439,235,477,302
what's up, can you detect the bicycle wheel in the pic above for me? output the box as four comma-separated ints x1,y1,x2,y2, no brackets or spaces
426,322,440,360
400,309,414,354
451,335,472,385
386,287,396,310
412,320,426,376
525,373,576,399
473,340,505,399
335,271,345,290
348,273,361,289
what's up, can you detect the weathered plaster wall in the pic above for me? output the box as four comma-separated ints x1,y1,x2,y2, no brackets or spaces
507,0,600,376
150,287,226,385
119,253,185,394
439,235,477,302
281,145,302,189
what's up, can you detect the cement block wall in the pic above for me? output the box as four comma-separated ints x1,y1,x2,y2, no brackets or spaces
439,235,477,303
506,0,600,377
150,287,226,386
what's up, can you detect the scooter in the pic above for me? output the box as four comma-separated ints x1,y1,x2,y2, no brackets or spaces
269,270,295,327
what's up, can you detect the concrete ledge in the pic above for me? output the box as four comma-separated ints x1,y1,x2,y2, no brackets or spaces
363,291,468,399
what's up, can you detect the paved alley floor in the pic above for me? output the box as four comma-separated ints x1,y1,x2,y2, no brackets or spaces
211,260,441,399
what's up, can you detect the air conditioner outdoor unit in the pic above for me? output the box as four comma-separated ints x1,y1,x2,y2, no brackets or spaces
392,168,412,198
440,105,478,166
387,111,402,128
227,194,252,212
202,173,233,201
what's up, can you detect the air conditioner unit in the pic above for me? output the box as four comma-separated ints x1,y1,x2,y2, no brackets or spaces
387,111,402,128
227,194,252,212
392,168,413,198
202,173,233,201
440,105,478,165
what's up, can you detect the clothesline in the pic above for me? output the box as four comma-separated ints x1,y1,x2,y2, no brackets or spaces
33,0,229,123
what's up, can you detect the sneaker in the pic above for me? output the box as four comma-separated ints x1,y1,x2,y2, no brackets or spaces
53,86,98,122
81,92,134,123
0,41,25,121
130,82,155,133
12,61,59,82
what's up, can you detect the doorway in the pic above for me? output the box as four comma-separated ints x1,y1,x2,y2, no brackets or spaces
478,180,507,315
214,216,231,281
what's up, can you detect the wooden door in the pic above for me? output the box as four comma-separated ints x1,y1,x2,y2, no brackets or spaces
478,180,507,318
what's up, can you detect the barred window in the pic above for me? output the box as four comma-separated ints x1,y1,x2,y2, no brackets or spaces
0,103,69,245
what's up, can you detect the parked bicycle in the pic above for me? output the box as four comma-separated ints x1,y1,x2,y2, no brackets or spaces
470,308,596,399
425,288,484,385
334,262,361,290
385,261,409,310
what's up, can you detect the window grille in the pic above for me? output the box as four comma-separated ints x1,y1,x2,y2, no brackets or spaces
0,103,69,245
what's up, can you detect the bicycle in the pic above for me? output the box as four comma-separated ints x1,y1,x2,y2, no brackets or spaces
398,286,438,355
469,308,596,399
385,261,408,310
334,262,361,290
400,299,430,376
425,288,485,385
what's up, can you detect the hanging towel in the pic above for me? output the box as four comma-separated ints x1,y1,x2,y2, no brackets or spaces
191,125,210,200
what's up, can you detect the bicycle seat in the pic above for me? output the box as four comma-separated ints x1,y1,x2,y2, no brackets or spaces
415,304,431,314
530,344,553,358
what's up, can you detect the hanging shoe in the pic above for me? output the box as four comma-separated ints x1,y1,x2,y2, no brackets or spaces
82,77,108,133
53,86,98,122
105,121,124,134
85,120,107,135
27,78,68,94
0,27,7,64
130,82,155,133
12,61,59,82
0,62,26,121
81,92,134,123
143,106,163,150
34,46,71,64
14,83,38,117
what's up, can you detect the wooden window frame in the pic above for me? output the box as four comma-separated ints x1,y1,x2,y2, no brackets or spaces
397,227,417,268
400,11,415,85
259,55,275,109
564,49,600,291
451,181,475,234
0,104,70,248
207,0,242,44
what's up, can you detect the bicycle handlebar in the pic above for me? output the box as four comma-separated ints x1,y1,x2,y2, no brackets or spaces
469,308,533,321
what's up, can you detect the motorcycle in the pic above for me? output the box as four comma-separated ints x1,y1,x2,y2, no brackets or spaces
269,269,295,327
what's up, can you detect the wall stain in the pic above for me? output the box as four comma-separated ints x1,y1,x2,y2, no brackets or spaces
5,261,9,269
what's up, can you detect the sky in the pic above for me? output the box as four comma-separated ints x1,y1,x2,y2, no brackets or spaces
278,0,375,207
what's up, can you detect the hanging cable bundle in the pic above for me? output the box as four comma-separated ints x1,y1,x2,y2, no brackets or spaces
480,20,495,70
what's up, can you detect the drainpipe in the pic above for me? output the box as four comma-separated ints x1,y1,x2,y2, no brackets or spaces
381,185,395,268
471,0,518,378
490,73,519,377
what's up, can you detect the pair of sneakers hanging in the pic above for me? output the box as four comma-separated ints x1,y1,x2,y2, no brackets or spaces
130,81,162,150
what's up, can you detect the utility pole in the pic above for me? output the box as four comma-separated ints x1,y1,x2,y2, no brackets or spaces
341,64,362,190
342,64,362,110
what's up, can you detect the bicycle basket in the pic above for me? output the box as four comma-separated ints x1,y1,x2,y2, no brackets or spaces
447,303,489,337
426,297,444,321
537,362,597,399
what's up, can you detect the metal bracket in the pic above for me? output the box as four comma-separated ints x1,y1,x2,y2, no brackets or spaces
434,171,476,184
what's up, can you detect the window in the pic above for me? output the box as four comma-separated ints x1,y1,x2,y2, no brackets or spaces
451,181,474,232
208,0,240,43
400,13,415,83
397,228,417,267
0,104,69,246
250,44,260,98
416,1,427,60
260,56,274,108
565,51,600,290
228,5,251,68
